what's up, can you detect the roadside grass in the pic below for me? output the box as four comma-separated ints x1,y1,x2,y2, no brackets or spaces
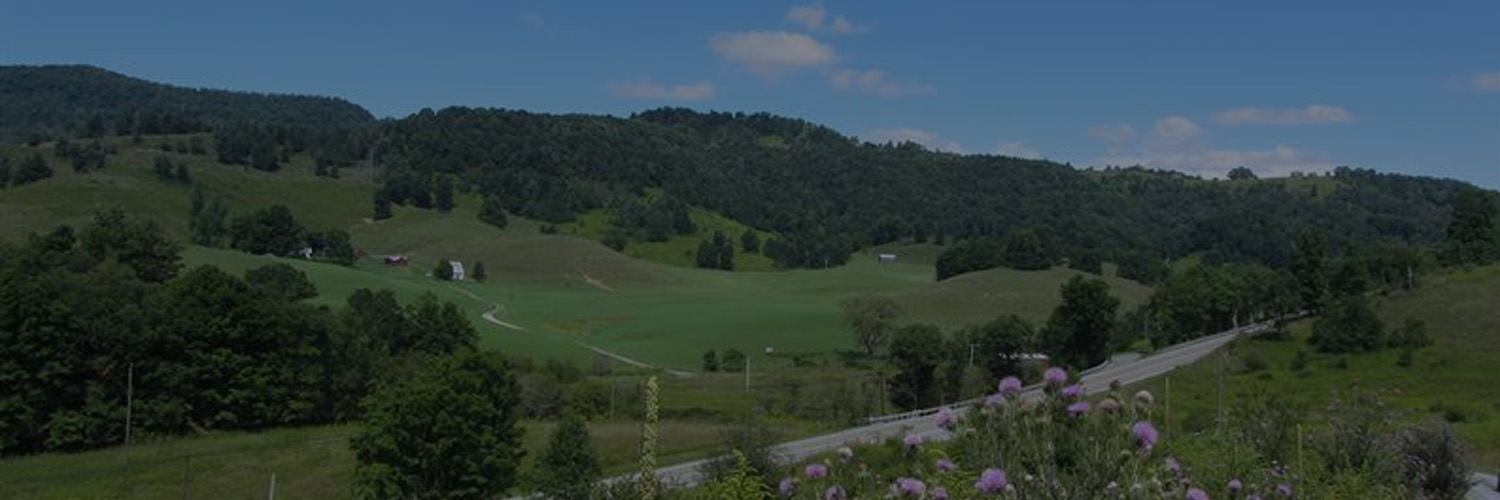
1126,264,1500,468
0,418,740,500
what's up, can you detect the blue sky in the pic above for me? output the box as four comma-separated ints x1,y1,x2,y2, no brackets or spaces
3,1,1497,187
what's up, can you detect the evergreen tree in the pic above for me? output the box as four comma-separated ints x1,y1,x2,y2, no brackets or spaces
0,155,10,187
190,196,229,246
1293,227,1330,312
154,156,175,181
533,413,601,500
352,351,522,500
741,229,760,254
373,191,393,221
479,195,509,228
433,258,454,281
472,261,486,282
702,350,719,372
175,162,190,183
721,349,746,372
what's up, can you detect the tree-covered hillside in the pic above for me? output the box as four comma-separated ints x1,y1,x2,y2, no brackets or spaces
377,106,1476,275
0,65,374,141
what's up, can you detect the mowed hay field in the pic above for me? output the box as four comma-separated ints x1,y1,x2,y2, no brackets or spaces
1127,264,1500,467
2,138,1153,373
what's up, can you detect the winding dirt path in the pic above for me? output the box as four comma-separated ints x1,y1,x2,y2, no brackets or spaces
445,284,691,377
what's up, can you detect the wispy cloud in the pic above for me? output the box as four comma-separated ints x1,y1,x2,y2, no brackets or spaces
608,80,715,101
709,31,836,78
784,4,867,34
827,68,933,97
1153,116,1203,139
519,13,543,26
1214,105,1357,125
866,128,964,153
1099,145,1334,178
994,142,1041,159
1088,123,1137,142
1471,71,1500,92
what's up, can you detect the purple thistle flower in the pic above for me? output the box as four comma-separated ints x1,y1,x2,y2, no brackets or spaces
1067,401,1091,416
1061,384,1084,399
804,463,828,479
1186,488,1210,500
984,393,1003,408
823,485,846,500
1132,421,1159,450
1275,484,1293,497
1228,479,1242,493
1043,367,1068,387
932,486,950,499
936,407,957,430
904,434,922,450
778,477,797,496
896,477,926,496
998,376,1023,397
935,458,956,471
1135,390,1154,406
1165,456,1180,473
975,468,1007,494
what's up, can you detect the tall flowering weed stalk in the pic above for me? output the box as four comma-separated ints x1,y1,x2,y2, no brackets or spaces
638,376,661,500
761,369,1311,500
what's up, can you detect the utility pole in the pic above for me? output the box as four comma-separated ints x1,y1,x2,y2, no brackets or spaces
124,362,134,447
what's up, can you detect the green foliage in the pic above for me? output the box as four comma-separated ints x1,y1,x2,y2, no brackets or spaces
610,194,695,242
434,175,455,213
373,190,393,221
1145,263,1297,346
695,231,734,270
244,263,318,301
974,315,1035,380
189,188,229,246
1042,276,1119,368
934,238,1003,280
1310,295,1385,353
887,323,943,410
740,229,760,254
702,350,719,372
839,294,900,356
1000,227,1057,270
309,228,356,265
1387,318,1433,349
1441,188,1500,266
721,349,746,373
533,413,601,500
1294,227,1331,311
0,65,371,141
433,258,454,281
229,204,304,256
478,196,509,228
0,154,10,187
472,261,486,282
11,152,52,186
1395,421,1471,500
1228,166,1258,180
602,230,627,251
352,351,523,500
697,452,771,500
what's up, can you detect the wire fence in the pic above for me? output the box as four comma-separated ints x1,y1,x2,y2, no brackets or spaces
0,433,356,500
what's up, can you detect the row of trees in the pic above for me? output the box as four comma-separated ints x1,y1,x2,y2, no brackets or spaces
0,212,482,455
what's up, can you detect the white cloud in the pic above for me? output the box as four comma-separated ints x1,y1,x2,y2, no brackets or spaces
1472,71,1500,92
994,142,1041,159
1214,105,1358,125
1153,116,1203,139
709,31,837,78
1088,123,1137,142
866,128,965,153
519,13,543,26
784,5,867,34
1099,144,1335,178
827,68,933,97
785,5,826,31
829,16,867,34
608,80,715,101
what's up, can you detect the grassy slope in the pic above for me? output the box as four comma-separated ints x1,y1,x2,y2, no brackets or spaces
1127,264,1500,467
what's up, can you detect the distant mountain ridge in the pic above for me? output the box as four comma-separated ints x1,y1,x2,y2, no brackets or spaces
0,64,374,139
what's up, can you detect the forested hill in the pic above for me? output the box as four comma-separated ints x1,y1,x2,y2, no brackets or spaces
378,106,1477,276
0,65,374,140
0,66,1484,277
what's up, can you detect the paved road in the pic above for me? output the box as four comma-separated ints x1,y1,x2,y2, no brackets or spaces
1472,473,1499,500
575,321,1272,493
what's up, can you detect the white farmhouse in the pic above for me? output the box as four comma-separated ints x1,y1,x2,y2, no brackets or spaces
449,260,466,281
